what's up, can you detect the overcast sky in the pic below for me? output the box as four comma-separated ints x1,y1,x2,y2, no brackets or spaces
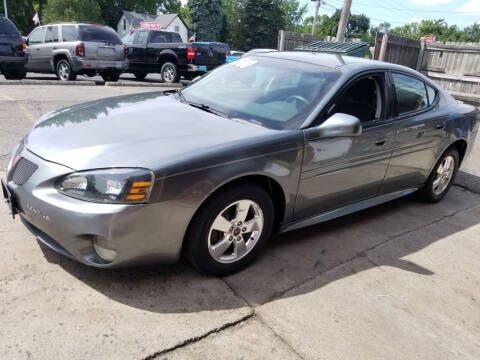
301,0,480,28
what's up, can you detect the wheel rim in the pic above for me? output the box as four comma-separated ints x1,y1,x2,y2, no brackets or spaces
58,62,69,80
163,65,174,82
432,155,455,195
208,199,264,264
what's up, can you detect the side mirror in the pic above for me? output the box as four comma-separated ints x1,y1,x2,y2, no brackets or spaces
305,113,362,141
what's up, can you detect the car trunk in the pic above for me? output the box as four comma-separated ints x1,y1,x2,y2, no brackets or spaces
191,42,227,66
83,42,125,61
0,34,22,57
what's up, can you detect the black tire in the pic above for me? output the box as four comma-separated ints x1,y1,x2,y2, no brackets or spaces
419,147,460,203
101,72,120,82
3,68,27,80
161,62,179,83
185,184,274,276
134,72,148,80
56,59,76,81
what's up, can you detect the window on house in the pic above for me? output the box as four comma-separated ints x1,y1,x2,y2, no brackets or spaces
175,25,179,33
123,19,126,31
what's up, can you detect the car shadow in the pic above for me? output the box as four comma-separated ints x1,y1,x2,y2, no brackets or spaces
39,170,480,313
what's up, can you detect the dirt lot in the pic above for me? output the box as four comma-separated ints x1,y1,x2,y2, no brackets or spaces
0,83,479,360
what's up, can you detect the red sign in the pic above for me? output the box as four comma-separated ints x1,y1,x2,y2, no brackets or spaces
140,22,161,30
421,35,436,42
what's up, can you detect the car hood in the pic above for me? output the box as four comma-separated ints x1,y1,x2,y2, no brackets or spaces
25,92,278,174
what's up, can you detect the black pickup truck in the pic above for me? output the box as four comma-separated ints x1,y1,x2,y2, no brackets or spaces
121,30,228,83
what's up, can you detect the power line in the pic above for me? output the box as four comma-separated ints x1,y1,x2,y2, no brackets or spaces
323,1,406,25
339,0,480,14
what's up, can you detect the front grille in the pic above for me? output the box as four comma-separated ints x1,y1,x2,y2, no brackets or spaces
12,158,38,185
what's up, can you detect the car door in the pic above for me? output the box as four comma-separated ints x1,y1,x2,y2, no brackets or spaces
381,72,447,194
42,25,59,71
25,27,45,71
295,71,396,220
125,30,148,72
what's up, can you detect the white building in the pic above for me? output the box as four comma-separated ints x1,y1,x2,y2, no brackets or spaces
117,11,188,42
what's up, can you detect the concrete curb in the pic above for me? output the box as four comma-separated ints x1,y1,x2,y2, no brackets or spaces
105,81,183,88
0,79,97,86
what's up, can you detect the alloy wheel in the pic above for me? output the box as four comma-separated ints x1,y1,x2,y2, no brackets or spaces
163,65,175,82
432,155,456,195
58,62,70,81
208,199,264,264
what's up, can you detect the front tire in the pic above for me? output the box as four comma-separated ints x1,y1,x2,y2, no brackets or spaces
185,184,274,276
161,62,179,83
419,148,459,203
56,59,76,81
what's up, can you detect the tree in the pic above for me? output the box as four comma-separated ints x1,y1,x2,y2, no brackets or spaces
189,0,223,41
282,0,308,31
43,0,103,24
232,0,285,50
0,0,36,35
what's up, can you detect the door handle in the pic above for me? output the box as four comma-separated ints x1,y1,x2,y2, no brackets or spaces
435,122,446,129
375,138,388,146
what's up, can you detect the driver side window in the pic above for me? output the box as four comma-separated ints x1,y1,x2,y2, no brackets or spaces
328,73,386,124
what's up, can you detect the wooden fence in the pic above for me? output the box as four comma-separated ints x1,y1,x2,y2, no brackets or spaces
373,32,422,70
278,30,326,51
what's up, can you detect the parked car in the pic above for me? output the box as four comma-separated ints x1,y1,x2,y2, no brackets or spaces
2,53,478,276
226,50,244,62
25,23,128,81
0,16,27,79
121,29,227,82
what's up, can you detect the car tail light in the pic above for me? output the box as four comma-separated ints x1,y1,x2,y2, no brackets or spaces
187,47,195,60
124,46,128,57
22,39,26,51
76,42,85,57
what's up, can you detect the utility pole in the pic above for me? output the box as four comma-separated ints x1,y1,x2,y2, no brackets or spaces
3,0,7,18
336,0,352,42
311,0,321,36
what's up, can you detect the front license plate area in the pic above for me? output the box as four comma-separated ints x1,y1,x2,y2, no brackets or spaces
1,180,18,218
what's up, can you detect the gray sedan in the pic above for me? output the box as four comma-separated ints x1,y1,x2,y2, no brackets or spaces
2,52,478,275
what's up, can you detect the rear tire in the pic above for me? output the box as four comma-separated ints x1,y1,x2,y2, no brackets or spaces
56,59,76,81
419,148,459,203
184,184,274,276
2,68,27,80
161,62,179,83
134,72,148,80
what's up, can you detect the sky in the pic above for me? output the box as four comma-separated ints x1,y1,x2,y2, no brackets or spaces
301,0,480,28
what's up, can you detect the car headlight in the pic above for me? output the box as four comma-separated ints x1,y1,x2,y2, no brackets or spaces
56,168,155,204
7,140,24,175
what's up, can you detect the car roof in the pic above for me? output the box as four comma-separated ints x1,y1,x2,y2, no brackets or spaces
257,51,426,79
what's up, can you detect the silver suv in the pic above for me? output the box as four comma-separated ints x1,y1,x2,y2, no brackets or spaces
25,23,128,81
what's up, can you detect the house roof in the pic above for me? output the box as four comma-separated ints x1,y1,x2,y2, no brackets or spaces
122,11,188,30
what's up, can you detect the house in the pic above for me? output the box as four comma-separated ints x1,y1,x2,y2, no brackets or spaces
117,10,188,42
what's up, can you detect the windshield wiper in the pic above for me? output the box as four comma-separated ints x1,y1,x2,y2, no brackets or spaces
186,101,229,118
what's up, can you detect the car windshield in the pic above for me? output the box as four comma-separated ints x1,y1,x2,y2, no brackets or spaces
0,18,18,34
181,56,340,130
79,25,121,44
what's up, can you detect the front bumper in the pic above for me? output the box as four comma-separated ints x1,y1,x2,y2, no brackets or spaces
3,150,185,268
71,58,128,73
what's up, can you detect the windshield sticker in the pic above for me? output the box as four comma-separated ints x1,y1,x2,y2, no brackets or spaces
231,57,257,69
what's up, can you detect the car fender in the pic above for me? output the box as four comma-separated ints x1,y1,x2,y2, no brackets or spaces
50,50,73,72
156,49,178,64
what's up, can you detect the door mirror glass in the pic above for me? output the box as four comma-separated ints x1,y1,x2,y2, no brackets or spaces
306,113,362,140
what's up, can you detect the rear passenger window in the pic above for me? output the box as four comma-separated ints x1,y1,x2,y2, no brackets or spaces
45,26,59,42
392,73,428,115
62,26,78,42
150,32,169,43
135,31,148,45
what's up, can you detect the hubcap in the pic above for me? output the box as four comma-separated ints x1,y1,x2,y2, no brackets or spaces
163,66,174,82
58,62,69,80
432,155,455,195
208,200,264,264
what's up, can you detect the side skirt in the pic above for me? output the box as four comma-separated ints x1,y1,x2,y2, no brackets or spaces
281,188,418,233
